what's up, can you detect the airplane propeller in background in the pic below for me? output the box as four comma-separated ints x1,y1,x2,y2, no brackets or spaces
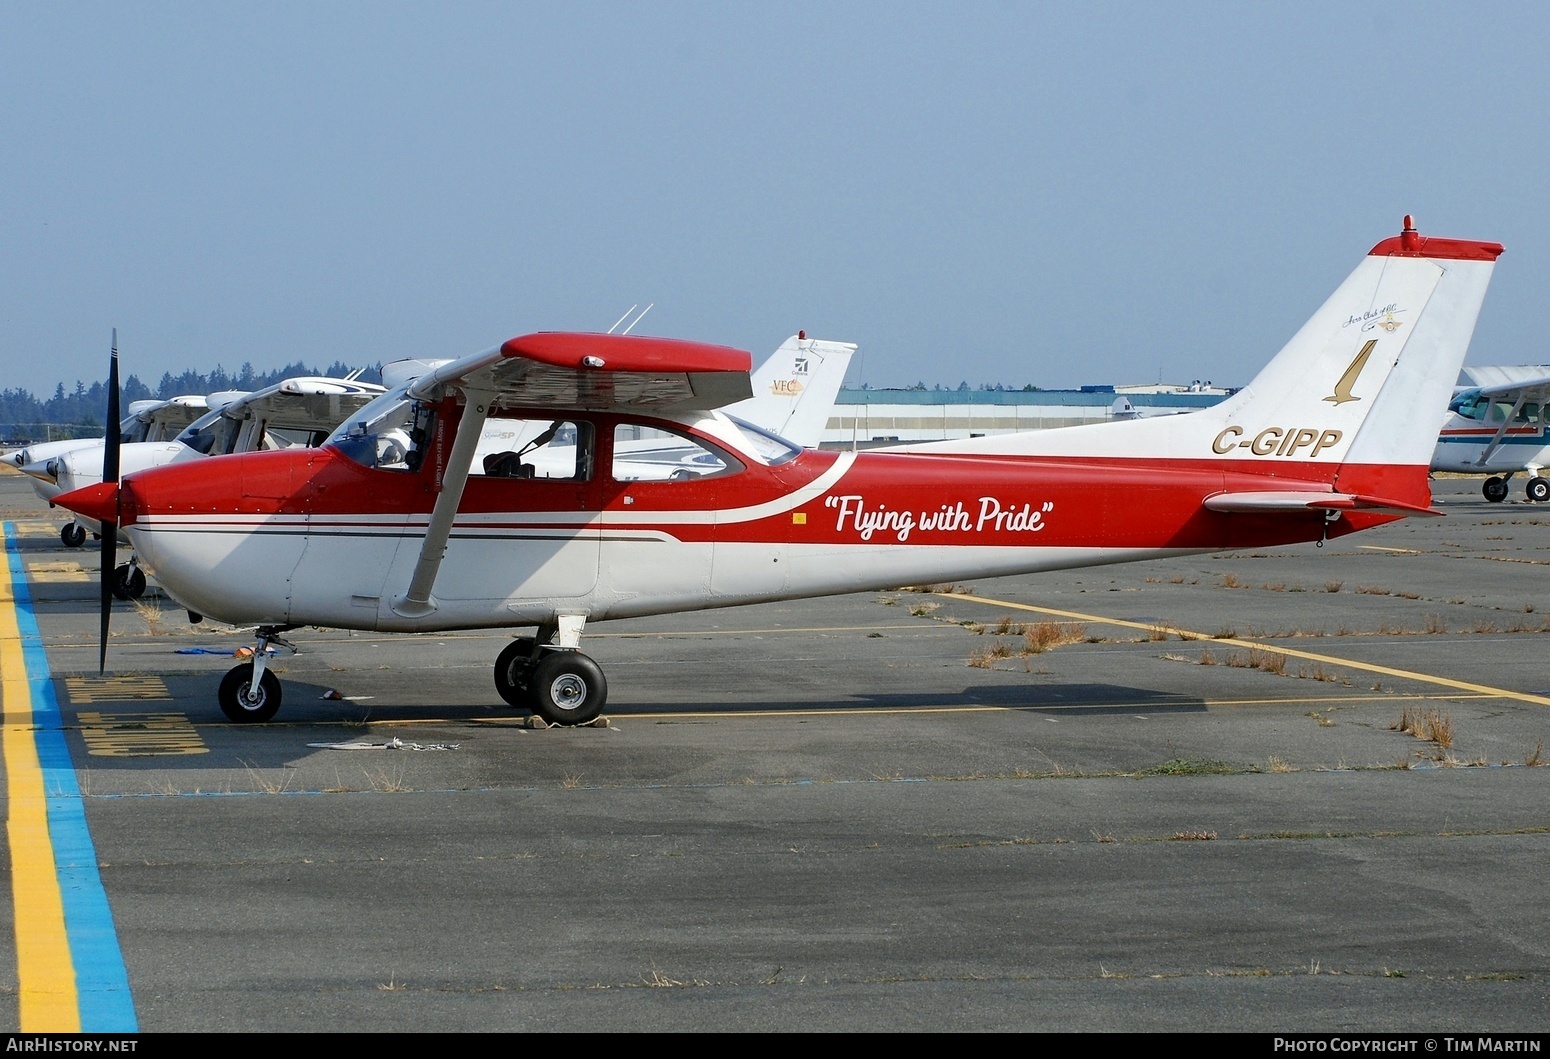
99,330,119,674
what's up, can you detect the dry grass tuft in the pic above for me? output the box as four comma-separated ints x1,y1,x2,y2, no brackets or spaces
1356,585,1391,596
1325,581,1343,593
1219,573,1242,589
1393,707,1455,749
1022,622,1086,655
1169,830,1218,841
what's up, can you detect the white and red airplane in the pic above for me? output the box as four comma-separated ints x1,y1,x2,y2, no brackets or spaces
1432,366,1550,502
9,394,214,546
58,218,1502,726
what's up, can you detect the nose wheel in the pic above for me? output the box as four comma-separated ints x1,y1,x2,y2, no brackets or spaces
112,562,147,600
218,663,282,723
217,627,297,723
61,522,87,548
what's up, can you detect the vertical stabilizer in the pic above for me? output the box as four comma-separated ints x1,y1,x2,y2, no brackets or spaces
727,334,856,447
908,218,1502,496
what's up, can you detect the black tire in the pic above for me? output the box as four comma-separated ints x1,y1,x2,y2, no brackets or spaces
61,523,86,548
493,637,537,707
1483,477,1509,503
1528,477,1550,503
218,663,282,723
529,651,607,726
112,564,147,601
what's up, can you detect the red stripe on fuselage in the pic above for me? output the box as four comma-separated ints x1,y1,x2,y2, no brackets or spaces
117,432,1413,556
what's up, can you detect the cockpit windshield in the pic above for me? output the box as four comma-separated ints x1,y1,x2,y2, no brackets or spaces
327,389,434,471
176,409,242,457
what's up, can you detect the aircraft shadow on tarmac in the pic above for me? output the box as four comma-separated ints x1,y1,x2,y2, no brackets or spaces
60,677,1208,774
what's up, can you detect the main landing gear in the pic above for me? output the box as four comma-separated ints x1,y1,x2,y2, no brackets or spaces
1482,473,1550,503
493,617,608,726
214,621,608,727
60,522,87,548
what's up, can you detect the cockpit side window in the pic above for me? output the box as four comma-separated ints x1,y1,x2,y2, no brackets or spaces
476,418,593,480
611,424,742,483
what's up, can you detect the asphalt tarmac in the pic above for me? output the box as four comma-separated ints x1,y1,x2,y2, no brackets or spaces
0,469,1545,1032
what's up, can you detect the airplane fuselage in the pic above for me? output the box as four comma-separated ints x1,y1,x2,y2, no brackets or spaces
120,406,1398,634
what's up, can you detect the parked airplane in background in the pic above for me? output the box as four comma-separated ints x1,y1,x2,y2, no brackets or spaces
40,376,383,596
1433,366,1550,502
10,394,217,546
58,218,1501,727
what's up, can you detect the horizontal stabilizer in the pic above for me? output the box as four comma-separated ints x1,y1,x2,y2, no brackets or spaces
1203,491,1443,518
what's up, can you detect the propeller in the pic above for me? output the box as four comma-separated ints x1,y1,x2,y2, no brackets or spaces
99,330,120,674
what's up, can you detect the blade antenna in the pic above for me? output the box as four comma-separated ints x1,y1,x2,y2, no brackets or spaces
620,303,654,335
606,305,638,335
99,329,121,674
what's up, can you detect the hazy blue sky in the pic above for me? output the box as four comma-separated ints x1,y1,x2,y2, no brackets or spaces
3,2,1546,395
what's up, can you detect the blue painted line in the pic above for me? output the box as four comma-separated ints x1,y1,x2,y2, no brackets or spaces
4,523,137,1031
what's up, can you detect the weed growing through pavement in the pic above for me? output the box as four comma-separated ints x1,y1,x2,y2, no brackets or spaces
1392,707,1455,750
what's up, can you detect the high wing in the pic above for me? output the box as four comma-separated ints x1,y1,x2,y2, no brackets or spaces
406,332,752,412
395,333,752,617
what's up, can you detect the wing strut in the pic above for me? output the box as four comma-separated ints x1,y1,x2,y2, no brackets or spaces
392,388,495,618
1476,392,1529,467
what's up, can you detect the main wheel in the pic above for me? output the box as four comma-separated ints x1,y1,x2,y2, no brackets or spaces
1527,477,1550,503
61,523,86,548
218,663,282,723
112,563,147,600
1483,477,1509,503
529,651,607,726
493,637,537,707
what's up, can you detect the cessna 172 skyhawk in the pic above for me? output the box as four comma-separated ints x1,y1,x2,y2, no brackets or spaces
8,393,213,546
1432,366,1550,502
58,218,1502,726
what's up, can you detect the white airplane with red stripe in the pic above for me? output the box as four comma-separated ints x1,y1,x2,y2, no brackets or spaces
58,217,1502,727
1432,367,1550,502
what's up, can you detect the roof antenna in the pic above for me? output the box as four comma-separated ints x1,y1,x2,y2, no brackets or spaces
620,303,654,335
606,305,638,334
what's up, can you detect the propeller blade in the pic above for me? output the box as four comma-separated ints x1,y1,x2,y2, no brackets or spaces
99,330,121,675
99,519,116,674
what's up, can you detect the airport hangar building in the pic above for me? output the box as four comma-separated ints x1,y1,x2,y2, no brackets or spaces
817,384,1233,447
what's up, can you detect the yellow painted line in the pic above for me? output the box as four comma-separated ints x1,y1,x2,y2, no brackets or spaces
1359,545,1423,554
65,675,172,703
939,591,1550,708
26,561,90,584
14,521,62,538
1,556,79,1029
77,712,207,757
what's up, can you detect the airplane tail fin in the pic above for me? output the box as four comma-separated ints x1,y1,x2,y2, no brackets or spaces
1208,217,1502,480
918,218,1503,512
727,334,856,447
